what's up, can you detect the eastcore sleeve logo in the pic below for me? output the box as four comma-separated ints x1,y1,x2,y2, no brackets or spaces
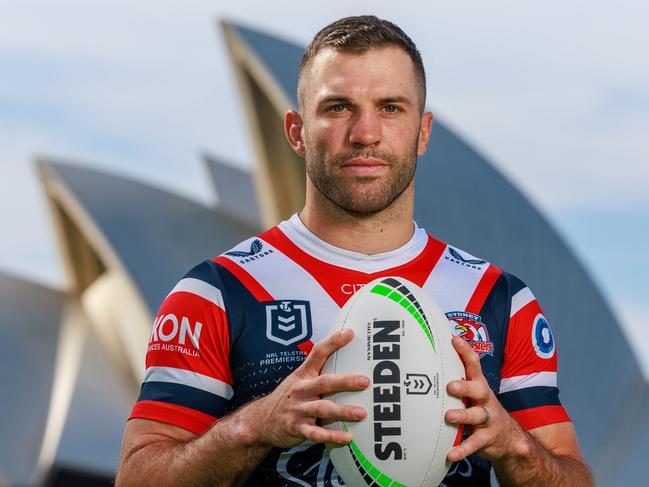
225,238,274,264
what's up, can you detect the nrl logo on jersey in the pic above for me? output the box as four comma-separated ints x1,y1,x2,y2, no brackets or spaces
445,247,486,270
225,239,274,264
265,300,312,346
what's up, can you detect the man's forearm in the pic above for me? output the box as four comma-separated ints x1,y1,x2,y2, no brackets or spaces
493,427,593,487
116,403,270,487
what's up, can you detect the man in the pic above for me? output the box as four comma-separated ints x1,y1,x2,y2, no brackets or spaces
116,16,593,486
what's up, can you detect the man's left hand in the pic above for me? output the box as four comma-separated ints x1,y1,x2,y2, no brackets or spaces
444,334,526,463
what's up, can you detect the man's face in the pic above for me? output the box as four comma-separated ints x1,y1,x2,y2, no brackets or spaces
298,47,431,214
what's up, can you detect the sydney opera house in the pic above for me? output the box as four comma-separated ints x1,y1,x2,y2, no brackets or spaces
1,20,647,487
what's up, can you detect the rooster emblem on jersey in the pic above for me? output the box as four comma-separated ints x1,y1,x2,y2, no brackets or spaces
446,311,494,357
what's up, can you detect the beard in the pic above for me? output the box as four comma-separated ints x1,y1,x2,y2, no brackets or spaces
304,141,418,215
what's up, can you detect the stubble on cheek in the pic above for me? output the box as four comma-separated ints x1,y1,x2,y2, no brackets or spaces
304,141,418,215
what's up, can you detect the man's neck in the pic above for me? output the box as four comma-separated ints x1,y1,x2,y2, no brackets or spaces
298,183,415,255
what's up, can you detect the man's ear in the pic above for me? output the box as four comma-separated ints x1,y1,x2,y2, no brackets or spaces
285,109,305,157
417,111,434,156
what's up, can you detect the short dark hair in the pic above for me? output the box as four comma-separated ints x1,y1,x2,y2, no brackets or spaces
298,15,426,111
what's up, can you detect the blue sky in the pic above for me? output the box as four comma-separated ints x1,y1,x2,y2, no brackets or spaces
1,0,647,364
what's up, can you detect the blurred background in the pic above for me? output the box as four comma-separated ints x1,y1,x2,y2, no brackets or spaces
1,1,647,486
2,0,647,352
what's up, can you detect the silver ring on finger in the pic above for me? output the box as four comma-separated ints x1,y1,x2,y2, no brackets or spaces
478,406,490,426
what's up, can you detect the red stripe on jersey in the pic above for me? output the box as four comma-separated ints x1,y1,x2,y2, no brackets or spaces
214,256,274,302
453,423,465,447
464,264,502,315
261,227,446,307
510,405,571,431
130,399,217,435
298,340,314,355
501,300,557,379
215,255,315,356
147,291,232,384
371,235,446,286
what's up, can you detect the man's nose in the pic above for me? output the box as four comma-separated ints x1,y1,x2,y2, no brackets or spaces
348,110,381,147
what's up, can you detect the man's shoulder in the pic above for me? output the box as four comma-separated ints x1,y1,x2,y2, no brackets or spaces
165,232,273,313
170,233,266,288
216,234,275,265
202,226,292,284
427,235,497,275
424,234,527,297
190,228,285,287
437,240,492,271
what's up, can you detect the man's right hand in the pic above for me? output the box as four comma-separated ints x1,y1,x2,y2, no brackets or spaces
117,329,368,487
247,328,370,448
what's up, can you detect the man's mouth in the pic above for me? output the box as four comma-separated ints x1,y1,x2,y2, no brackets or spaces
343,156,387,167
340,156,389,175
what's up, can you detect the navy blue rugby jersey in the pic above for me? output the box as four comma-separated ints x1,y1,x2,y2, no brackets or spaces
130,214,570,486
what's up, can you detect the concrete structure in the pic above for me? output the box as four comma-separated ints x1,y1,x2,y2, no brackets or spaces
0,274,70,486
0,19,645,486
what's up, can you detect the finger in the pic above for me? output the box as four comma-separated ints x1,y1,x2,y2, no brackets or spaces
452,335,484,380
301,329,354,374
319,417,337,426
446,379,490,403
295,373,369,396
298,422,352,444
445,406,489,426
447,431,488,462
300,399,366,422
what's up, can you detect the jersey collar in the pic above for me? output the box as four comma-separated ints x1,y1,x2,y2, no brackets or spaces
277,213,428,273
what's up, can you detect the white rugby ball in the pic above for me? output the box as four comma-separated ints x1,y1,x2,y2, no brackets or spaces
323,276,465,487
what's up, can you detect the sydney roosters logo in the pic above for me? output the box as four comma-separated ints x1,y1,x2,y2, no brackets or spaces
446,311,494,357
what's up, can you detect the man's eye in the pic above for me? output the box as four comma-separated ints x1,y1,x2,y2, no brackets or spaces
383,105,399,113
330,105,346,112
